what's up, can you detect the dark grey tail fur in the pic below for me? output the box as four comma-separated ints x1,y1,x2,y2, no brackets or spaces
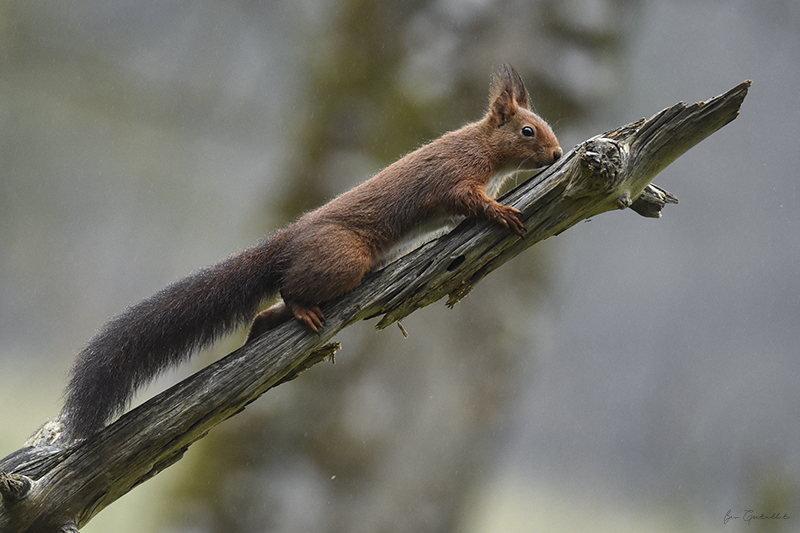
60,236,285,440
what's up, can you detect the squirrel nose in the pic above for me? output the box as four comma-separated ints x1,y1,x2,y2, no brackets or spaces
552,147,563,162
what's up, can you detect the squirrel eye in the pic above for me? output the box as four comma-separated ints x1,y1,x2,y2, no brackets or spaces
521,126,535,138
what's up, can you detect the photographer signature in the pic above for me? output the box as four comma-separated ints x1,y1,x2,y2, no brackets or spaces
724,509,790,525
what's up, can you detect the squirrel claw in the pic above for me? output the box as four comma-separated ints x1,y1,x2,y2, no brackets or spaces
508,211,525,235
292,304,325,333
503,208,525,235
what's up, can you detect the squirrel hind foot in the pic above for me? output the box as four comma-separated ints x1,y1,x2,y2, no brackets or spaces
245,300,325,341
290,303,325,333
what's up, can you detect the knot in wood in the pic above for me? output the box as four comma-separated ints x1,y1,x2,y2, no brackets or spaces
0,472,33,504
564,137,627,201
578,138,623,188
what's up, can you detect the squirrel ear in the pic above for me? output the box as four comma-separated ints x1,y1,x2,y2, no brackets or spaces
488,64,530,127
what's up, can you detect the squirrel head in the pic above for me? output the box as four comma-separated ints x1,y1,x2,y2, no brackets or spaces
486,64,562,169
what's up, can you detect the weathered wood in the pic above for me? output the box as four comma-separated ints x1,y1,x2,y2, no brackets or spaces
0,81,750,532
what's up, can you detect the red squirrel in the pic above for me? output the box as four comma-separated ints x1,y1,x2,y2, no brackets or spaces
60,65,562,441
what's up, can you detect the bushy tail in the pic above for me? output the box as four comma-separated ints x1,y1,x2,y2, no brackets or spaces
61,235,285,440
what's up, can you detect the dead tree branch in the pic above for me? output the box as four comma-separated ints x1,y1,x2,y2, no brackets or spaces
0,81,750,532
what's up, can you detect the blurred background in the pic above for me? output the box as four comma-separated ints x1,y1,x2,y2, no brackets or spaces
1,0,798,531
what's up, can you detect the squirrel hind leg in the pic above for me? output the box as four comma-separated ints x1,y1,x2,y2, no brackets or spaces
246,301,295,342
278,234,375,332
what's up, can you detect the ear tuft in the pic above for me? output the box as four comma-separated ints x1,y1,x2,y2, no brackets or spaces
507,64,531,109
488,64,531,127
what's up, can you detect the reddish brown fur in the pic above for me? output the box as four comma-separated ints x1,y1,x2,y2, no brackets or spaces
252,64,561,333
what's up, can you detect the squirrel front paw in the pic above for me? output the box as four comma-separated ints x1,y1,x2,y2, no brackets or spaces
486,202,525,235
